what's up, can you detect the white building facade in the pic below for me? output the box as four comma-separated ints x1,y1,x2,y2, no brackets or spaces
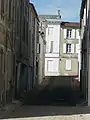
39,14,61,76
45,23,60,76
60,22,80,77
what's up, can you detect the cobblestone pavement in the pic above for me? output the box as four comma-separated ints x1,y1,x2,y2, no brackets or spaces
1,106,90,120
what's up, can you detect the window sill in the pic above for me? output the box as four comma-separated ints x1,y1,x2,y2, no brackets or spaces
65,70,72,71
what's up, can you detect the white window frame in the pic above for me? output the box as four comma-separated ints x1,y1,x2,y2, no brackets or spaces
48,27,53,35
47,60,53,72
66,29,72,38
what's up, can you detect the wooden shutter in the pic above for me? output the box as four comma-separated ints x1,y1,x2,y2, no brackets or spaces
63,43,66,53
76,44,79,53
47,60,53,72
71,29,75,39
84,8,86,26
76,29,80,39
71,44,74,53
66,60,71,70
64,29,67,39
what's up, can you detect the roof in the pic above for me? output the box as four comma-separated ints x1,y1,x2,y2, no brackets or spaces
61,22,80,28
29,3,39,21
39,15,59,20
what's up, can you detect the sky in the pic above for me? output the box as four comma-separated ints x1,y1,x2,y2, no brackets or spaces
30,0,82,22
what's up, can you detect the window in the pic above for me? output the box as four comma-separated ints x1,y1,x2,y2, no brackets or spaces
67,29,72,38
63,43,74,53
47,60,53,72
50,41,53,53
48,27,53,35
66,44,71,53
66,60,71,70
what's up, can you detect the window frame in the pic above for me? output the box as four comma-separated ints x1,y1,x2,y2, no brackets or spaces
66,44,71,53
48,27,53,36
66,29,72,39
65,59,71,71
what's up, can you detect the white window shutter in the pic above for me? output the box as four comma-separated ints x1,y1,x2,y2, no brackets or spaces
46,41,49,53
71,29,75,39
64,29,67,39
66,60,71,70
71,44,74,53
49,41,51,53
63,43,66,53
47,60,53,72
76,29,80,39
76,44,79,53
84,8,86,26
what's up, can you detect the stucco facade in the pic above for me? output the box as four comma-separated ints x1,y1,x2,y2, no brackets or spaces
39,12,61,76
60,22,80,76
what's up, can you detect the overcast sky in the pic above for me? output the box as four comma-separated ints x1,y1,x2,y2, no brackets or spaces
30,0,82,22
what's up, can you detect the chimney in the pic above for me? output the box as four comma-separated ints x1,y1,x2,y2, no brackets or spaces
58,10,61,19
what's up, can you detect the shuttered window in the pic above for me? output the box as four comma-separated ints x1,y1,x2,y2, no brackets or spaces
66,44,71,53
64,44,74,54
65,29,75,39
66,29,72,38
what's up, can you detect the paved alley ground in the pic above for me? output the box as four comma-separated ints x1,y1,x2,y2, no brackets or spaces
0,77,87,120
1,105,90,120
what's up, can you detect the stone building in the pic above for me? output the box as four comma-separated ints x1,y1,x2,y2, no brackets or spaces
0,0,14,106
0,0,30,106
29,3,39,88
14,0,29,99
80,0,90,105
38,20,46,85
